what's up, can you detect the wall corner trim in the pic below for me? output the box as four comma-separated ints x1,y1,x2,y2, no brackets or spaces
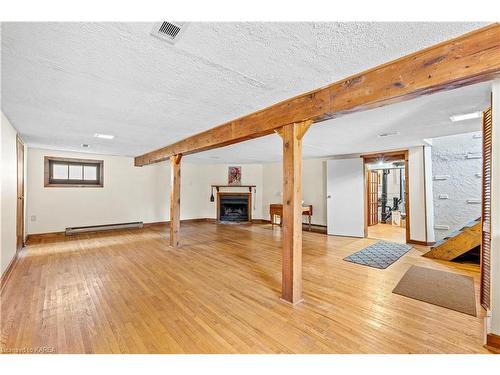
0,249,21,295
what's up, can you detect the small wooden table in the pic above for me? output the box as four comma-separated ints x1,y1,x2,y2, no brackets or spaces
269,204,313,231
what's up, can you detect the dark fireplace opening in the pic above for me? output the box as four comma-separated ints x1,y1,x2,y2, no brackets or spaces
219,194,250,222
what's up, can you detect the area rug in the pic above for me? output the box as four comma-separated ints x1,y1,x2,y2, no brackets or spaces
392,265,477,316
343,240,412,269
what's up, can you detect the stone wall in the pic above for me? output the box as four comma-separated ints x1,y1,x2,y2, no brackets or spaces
431,132,482,241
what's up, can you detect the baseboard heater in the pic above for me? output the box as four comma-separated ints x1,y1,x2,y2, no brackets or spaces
65,221,144,235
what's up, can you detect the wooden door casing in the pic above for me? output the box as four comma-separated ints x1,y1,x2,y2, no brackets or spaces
16,136,25,252
480,106,492,310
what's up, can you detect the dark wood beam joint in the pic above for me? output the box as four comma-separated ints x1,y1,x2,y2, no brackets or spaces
173,154,183,165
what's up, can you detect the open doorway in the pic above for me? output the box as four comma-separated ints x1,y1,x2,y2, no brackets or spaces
363,151,409,244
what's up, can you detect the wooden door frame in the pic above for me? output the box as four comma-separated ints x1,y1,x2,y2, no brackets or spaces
362,150,410,243
16,135,25,252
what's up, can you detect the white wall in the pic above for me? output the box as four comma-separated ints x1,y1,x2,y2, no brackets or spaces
180,162,263,221
302,159,328,226
431,132,482,241
262,158,327,226
26,149,264,234
408,146,434,243
27,148,170,234
24,145,431,243
424,146,435,243
490,79,500,336
1,112,18,275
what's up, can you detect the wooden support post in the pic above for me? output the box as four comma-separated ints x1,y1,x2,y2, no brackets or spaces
277,121,312,305
170,154,182,247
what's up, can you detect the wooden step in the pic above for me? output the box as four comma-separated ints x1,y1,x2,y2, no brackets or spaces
424,220,481,261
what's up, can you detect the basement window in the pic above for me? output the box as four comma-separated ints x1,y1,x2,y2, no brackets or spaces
44,156,104,187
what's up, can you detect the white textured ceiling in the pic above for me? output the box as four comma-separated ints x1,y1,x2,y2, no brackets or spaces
187,82,491,163
1,22,491,163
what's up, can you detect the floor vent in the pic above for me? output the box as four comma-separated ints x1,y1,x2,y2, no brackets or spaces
65,222,143,235
151,22,187,44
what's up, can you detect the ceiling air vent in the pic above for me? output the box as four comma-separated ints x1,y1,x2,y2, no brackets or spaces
151,22,187,44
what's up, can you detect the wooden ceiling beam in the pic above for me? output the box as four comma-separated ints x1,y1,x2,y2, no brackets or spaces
135,24,500,167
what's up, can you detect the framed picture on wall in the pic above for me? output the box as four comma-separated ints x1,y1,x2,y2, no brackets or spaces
228,166,242,185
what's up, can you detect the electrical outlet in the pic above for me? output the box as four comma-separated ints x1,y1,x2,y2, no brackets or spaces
31,215,37,222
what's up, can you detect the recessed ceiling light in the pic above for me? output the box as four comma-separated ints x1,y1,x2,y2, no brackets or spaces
81,144,90,148
94,133,114,139
378,131,400,138
449,111,482,122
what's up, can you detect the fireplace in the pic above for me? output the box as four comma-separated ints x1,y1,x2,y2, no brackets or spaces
217,193,251,223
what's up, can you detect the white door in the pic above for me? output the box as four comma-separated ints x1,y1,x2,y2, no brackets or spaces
327,158,365,237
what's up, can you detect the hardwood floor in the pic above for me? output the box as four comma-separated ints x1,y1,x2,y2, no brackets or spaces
368,223,407,244
0,222,491,354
